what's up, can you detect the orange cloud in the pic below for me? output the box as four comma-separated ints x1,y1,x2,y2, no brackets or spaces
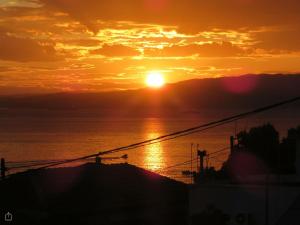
252,28,300,53
40,0,300,33
0,31,60,62
90,44,140,57
63,39,102,47
0,0,300,94
144,42,245,57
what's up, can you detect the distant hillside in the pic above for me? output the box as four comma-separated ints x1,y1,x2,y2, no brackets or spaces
0,74,300,117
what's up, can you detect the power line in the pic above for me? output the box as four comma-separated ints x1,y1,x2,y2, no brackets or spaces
158,158,199,172
10,119,234,171
8,160,67,170
9,146,230,172
97,96,300,156
208,147,230,156
109,121,234,155
7,159,61,165
7,156,127,171
9,96,300,172
21,120,236,171
7,122,231,171
158,146,230,172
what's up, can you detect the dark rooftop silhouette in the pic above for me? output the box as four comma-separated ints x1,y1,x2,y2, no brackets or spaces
0,163,188,225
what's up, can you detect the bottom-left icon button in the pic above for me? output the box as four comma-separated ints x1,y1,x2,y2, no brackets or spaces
4,212,13,222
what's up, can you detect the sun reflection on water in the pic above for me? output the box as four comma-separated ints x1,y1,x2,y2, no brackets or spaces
143,119,165,171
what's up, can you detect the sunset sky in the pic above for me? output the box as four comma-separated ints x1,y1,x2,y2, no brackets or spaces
1,0,300,94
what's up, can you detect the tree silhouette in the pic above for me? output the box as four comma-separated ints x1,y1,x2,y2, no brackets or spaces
279,126,300,173
237,123,279,172
220,124,300,178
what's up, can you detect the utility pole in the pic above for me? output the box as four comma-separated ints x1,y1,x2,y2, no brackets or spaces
230,135,235,154
95,156,102,164
190,143,193,184
197,150,207,174
1,158,6,180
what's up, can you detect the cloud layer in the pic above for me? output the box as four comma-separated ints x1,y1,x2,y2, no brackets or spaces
0,31,59,62
0,0,300,94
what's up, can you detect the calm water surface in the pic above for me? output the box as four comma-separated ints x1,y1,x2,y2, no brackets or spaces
0,109,299,183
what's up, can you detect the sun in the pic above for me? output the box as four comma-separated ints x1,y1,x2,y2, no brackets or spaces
146,71,165,88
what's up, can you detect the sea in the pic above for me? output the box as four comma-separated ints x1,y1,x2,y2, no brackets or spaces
0,107,299,183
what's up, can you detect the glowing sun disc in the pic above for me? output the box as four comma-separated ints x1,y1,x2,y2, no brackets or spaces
146,72,165,88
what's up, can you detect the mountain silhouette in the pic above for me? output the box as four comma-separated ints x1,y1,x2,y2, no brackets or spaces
0,74,300,117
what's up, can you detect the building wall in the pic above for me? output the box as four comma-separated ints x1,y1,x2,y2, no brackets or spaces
189,184,300,225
